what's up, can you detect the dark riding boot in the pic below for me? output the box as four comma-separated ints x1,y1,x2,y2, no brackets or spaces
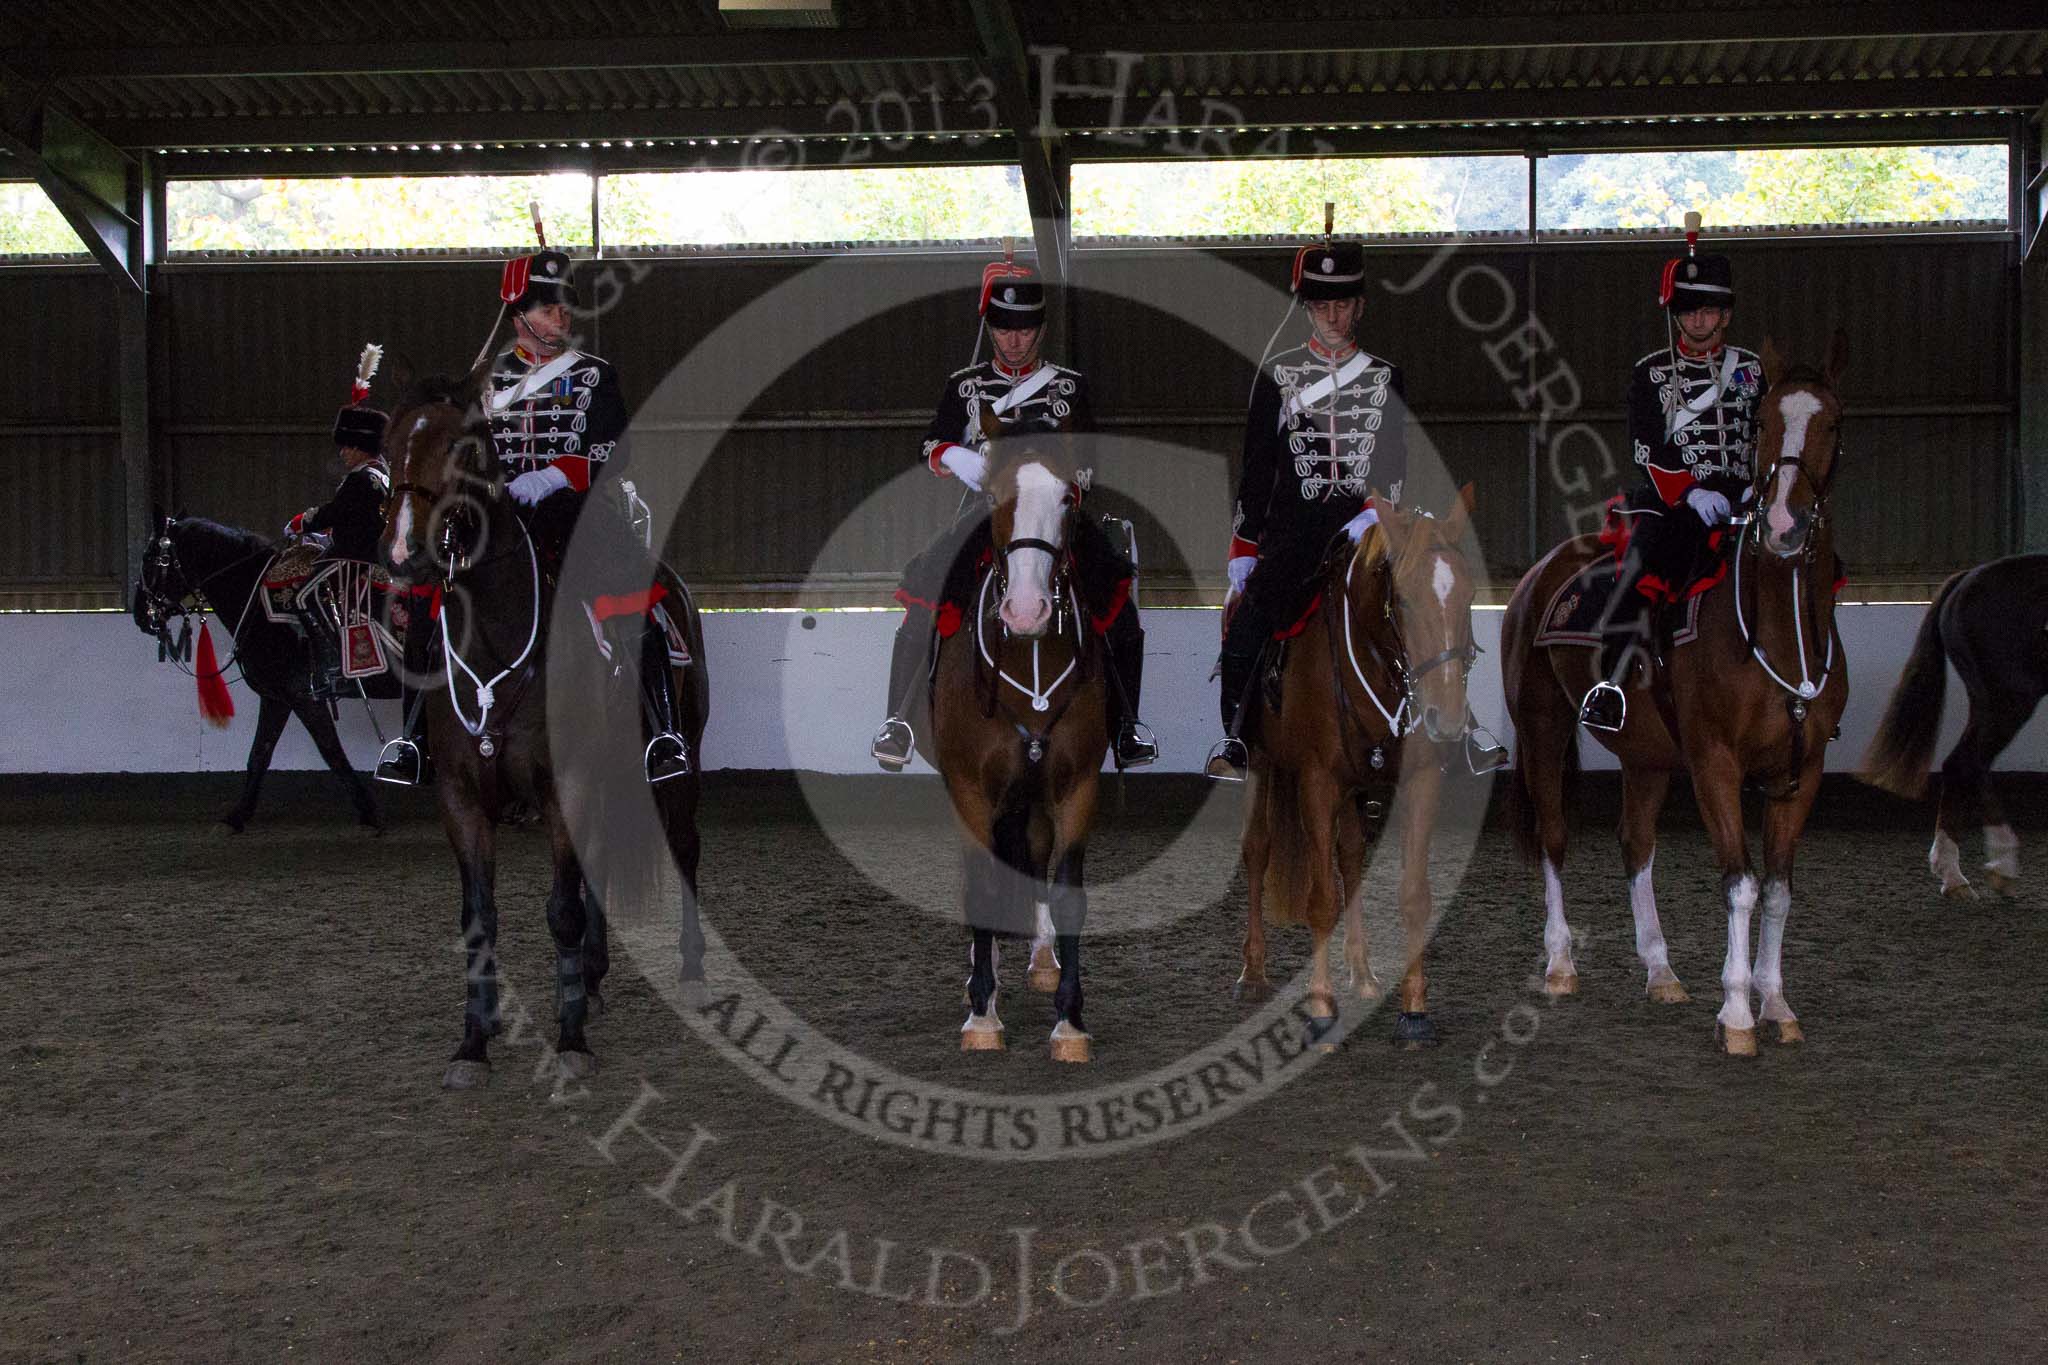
1581,550,1653,734
637,620,692,784
872,612,930,772
1105,619,1157,769
293,601,344,699
1205,645,1259,784
375,609,437,785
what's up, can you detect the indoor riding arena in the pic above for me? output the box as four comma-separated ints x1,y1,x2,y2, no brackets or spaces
8,4,2048,1361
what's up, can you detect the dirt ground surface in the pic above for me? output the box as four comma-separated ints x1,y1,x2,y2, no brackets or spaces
5,769,2046,1364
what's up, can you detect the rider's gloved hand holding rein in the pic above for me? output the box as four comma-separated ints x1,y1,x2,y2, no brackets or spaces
937,443,989,492
509,465,572,508
1684,486,1731,527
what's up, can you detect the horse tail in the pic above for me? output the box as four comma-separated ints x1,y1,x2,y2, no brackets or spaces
1860,569,1964,799
195,619,235,727
1257,766,1315,926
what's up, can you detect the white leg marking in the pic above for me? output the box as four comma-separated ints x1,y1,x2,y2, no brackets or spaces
1984,823,2019,879
1753,879,1795,1023
389,497,414,568
1930,830,1969,893
1719,875,1759,1031
1629,852,1676,984
1542,859,1576,981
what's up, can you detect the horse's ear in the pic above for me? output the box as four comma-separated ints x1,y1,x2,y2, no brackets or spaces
1441,483,1475,538
1823,327,1849,389
457,354,494,410
1761,335,1787,392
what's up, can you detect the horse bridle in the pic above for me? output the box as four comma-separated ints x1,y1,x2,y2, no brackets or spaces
138,523,270,667
1751,377,1844,549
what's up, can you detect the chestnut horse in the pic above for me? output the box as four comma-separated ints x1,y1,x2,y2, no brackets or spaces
1861,553,2048,901
929,421,1108,1063
1236,490,1487,1048
381,372,708,1089
1502,335,1848,1056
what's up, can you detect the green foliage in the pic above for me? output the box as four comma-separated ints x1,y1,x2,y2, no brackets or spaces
1539,146,2007,230
1071,157,1525,236
165,174,595,251
602,165,1031,245
0,185,88,254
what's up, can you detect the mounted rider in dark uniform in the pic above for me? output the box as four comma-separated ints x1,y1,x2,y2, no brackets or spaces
1205,238,1409,782
871,263,1156,772
284,398,391,693
1580,224,1762,732
375,247,690,786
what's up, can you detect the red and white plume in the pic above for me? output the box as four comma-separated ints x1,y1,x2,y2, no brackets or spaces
350,342,383,405
530,199,547,248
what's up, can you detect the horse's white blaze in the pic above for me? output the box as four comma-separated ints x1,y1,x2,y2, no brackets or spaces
389,496,414,567
1542,859,1575,980
1930,830,1969,892
1629,853,1673,979
1719,874,1759,1031
1984,823,2020,879
1767,392,1823,542
1432,554,1455,609
1754,879,1795,1022
1001,461,1065,634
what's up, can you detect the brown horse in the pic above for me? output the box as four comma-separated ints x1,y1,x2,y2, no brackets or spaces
1236,489,1487,1048
1502,335,1848,1056
381,371,708,1090
928,420,1108,1062
1860,553,2048,901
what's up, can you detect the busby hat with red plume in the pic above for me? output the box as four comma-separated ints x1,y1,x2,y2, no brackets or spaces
331,342,388,452
979,260,1044,329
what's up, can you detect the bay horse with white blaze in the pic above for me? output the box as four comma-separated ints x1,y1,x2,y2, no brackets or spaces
1861,553,2048,901
134,516,383,833
929,417,1109,1062
381,370,708,1090
1502,334,1849,1056
1236,490,1489,1048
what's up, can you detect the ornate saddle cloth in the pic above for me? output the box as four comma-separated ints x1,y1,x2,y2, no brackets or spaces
1533,551,1705,650
259,549,403,679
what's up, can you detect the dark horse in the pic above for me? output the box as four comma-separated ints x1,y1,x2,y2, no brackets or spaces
930,419,1108,1062
1235,491,1487,1049
1861,554,2048,901
1502,335,1849,1056
134,517,382,833
381,372,708,1090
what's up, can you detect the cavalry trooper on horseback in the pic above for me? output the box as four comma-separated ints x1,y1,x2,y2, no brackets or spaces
1205,237,1408,783
375,246,690,786
870,261,1157,772
1579,220,1763,732
284,350,391,695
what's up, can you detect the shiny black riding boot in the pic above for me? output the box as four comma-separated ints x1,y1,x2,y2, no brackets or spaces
375,609,437,785
1105,622,1157,769
1205,646,1259,782
872,613,930,771
638,621,691,783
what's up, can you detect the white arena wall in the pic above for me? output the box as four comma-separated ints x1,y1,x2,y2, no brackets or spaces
2,605,2042,776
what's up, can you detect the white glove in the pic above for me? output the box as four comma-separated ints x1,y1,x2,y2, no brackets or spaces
508,466,572,507
1226,555,1257,597
1684,486,1731,526
1341,505,1380,543
939,444,988,491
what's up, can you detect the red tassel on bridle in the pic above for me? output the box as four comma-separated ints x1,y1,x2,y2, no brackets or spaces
195,619,235,728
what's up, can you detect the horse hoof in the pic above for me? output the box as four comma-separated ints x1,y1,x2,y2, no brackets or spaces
585,991,606,1021
1986,871,2019,898
1544,971,1579,997
1773,1019,1805,1045
678,978,710,1012
1717,1024,1758,1058
1027,965,1062,994
442,1059,491,1090
556,1049,597,1082
1391,1011,1438,1049
1304,1011,1340,1054
1646,979,1691,1005
960,1016,1005,1052
217,818,246,836
1942,882,1979,904
1233,975,1273,1003
1049,1021,1091,1064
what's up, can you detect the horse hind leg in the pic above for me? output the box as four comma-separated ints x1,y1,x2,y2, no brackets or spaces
445,834,500,1089
1621,768,1687,1004
222,695,292,833
1235,769,1274,1001
295,697,379,832
1516,674,1580,995
1337,794,1380,1002
544,846,597,1082
1971,697,2032,898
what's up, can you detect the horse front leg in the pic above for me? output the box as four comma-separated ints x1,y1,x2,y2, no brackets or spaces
545,835,596,1080
1756,762,1824,1047
1391,746,1443,1047
1297,765,1341,1050
294,697,380,832
445,818,499,1089
1048,774,1099,1064
1236,768,1274,1000
959,835,1005,1051
1690,747,1758,1057
222,695,292,833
